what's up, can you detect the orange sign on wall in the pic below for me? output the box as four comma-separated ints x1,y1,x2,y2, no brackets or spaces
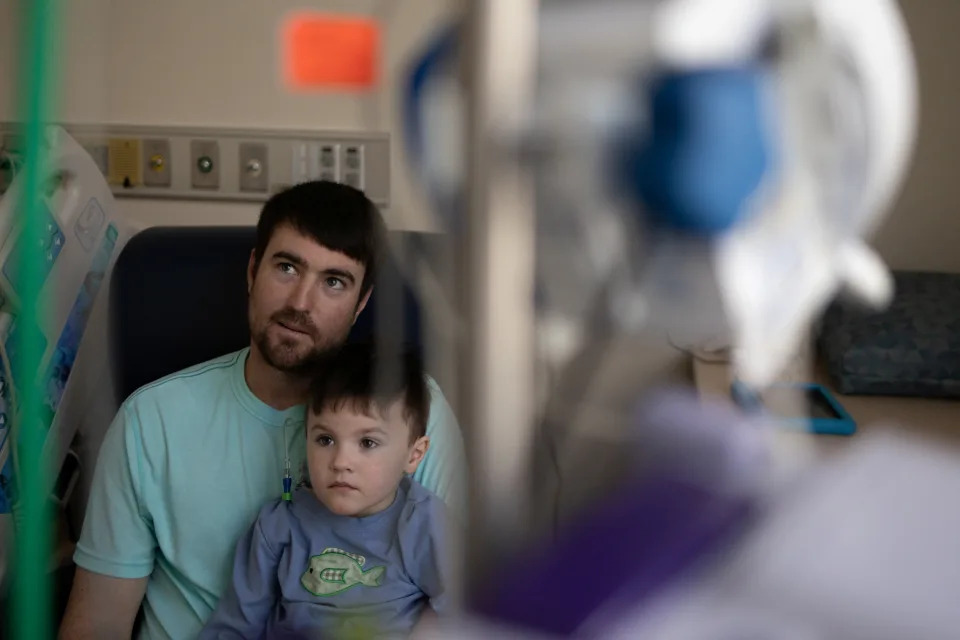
281,12,380,91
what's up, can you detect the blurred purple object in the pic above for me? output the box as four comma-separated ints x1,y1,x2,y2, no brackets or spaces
630,387,770,493
471,388,765,636
471,474,753,636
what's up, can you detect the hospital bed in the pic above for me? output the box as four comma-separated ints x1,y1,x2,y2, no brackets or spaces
0,128,133,596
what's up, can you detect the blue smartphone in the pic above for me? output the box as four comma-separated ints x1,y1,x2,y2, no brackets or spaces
732,381,856,436
760,382,856,436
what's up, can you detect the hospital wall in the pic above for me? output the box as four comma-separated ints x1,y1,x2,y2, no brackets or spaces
2,1,959,266
0,0,457,232
870,0,960,273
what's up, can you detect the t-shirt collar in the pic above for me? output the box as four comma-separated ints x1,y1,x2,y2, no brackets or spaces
230,347,306,427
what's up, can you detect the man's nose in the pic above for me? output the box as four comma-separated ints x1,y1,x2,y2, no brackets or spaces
287,278,314,312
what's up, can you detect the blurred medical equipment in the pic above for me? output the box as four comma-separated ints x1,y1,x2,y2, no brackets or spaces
399,0,958,638
0,126,131,596
407,0,916,389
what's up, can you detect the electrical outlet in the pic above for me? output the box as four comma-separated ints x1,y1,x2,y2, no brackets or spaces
340,144,364,189
315,143,338,183
239,142,268,192
320,143,338,168
342,144,363,171
142,139,171,187
190,139,220,189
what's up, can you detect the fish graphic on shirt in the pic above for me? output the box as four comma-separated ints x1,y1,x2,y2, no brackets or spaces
301,547,386,596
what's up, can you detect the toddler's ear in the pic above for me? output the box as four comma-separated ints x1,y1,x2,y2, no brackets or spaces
405,436,430,474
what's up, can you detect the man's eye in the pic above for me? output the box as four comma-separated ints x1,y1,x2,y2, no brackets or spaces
278,263,297,275
326,277,345,290
316,435,333,446
360,438,378,450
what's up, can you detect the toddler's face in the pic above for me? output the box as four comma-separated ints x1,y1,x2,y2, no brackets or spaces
306,400,429,517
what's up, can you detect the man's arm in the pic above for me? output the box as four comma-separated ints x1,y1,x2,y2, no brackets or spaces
59,569,147,640
61,403,157,638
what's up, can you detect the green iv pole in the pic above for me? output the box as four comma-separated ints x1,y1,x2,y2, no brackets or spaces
11,0,60,638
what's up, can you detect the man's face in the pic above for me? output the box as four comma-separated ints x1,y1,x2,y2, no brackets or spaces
307,401,429,517
248,224,371,374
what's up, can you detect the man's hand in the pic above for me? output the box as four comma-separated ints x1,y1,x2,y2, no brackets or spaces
59,568,147,640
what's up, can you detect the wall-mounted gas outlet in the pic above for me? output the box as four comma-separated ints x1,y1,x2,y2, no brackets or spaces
190,139,220,189
142,139,171,187
239,142,268,192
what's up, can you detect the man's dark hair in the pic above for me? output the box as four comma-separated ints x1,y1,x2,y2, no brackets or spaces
254,181,387,297
309,343,429,442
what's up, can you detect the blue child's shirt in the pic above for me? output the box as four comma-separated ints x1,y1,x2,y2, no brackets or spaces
200,476,452,639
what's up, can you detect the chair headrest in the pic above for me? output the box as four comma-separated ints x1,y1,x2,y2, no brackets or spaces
110,226,429,401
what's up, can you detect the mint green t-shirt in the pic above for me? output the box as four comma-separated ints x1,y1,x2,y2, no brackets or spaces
73,348,467,640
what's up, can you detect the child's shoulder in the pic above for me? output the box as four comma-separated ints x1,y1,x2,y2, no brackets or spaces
400,476,454,531
252,494,304,542
255,494,293,518
402,475,446,509
254,491,331,542
255,491,353,548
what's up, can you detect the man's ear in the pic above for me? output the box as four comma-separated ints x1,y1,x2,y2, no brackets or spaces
353,286,373,324
404,436,430,474
247,249,257,294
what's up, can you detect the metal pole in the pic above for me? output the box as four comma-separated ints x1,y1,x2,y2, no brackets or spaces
460,0,539,591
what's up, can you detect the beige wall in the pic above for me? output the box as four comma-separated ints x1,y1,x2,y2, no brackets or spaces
872,1,960,272
0,1,458,231
4,2,957,266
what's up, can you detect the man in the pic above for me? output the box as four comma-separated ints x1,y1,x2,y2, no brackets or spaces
59,181,467,639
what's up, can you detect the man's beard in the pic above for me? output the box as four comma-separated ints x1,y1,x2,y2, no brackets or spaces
251,307,350,376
